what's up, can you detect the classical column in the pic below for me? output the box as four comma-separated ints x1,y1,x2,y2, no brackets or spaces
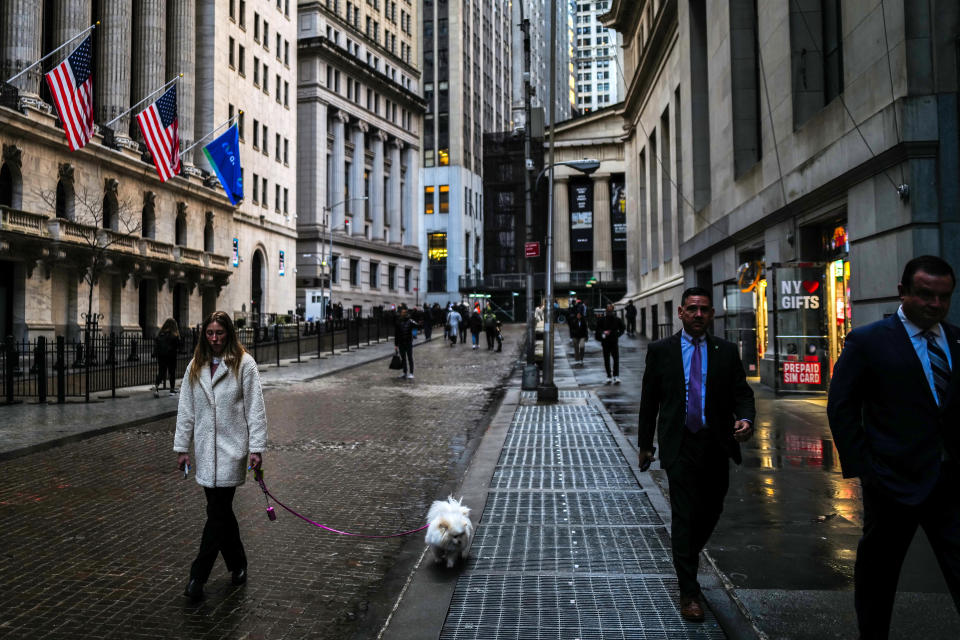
298,99,327,227
52,2,92,63
403,146,419,247
330,110,348,229
370,130,387,242
96,0,133,141
349,121,368,236
0,1,43,100
554,178,571,276
166,0,195,162
592,174,612,274
131,0,166,139
388,140,403,245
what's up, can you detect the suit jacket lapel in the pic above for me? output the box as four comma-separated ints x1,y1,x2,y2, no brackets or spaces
890,315,939,408
670,332,684,396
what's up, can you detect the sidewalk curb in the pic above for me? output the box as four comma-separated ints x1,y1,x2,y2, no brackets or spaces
376,378,523,640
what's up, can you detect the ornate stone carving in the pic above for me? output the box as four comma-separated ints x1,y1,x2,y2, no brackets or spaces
104,177,119,195
58,162,74,183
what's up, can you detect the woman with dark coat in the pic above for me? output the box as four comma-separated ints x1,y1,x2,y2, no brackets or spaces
153,318,180,397
394,306,420,378
468,307,483,350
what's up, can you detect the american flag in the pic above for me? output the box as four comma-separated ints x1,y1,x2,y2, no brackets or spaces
136,85,181,182
44,35,94,151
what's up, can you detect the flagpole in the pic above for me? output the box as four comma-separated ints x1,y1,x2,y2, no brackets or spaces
181,111,242,156
5,22,99,85
104,74,182,128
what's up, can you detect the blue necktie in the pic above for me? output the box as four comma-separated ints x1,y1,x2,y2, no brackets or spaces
924,330,950,406
686,338,703,433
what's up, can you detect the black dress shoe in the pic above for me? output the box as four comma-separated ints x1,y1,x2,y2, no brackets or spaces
184,578,204,601
231,567,247,586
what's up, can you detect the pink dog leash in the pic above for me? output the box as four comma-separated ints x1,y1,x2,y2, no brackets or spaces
253,469,429,538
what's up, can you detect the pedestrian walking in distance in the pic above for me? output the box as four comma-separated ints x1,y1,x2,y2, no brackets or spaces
153,317,180,397
394,305,419,379
173,310,268,602
483,303,498,351
595,304,625,383
446,305,463,347
469,305,483,350
569,309,589,366
625,300,638,336
638,287,755,622
827,255,960,639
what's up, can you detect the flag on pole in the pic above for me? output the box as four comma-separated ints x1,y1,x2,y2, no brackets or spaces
44,35,94,151
136,85,181,182
202,124,243,205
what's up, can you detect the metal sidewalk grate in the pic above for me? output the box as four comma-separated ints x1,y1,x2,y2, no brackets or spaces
469,524,674,574
503,432,620,449
440,574,726,639
489,467,640,490
520,390,591,400
497,447,628,468
479,491,663,527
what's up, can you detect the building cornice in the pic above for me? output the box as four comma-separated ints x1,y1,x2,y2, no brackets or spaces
299,36,427,113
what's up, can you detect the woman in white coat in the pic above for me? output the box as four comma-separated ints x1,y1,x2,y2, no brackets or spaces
174,310,267,601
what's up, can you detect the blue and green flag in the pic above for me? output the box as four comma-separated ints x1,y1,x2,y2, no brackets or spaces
203,125,242,205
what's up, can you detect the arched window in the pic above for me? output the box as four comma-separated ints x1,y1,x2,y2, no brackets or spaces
0,162,21,209
175,209,187,246
102,191,118,230
55,178,75,219
142,192,156,239
204,212,214,252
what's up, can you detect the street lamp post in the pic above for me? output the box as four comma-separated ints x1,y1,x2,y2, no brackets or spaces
322,196,368,320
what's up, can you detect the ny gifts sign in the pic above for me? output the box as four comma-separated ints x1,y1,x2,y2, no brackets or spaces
780,279,821,309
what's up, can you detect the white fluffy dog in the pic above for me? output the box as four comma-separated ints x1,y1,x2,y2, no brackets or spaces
425,496,474,568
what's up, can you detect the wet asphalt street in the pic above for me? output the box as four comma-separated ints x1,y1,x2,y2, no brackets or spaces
0,331,521,640
568,331,959,639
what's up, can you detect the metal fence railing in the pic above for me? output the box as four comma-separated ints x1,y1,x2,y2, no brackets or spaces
0,316,396,404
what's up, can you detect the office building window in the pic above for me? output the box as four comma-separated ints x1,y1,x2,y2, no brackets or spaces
404,267,411,292
427,232,447,292
439,185,449,213
424,186,435,214
350,258,360,286
388,265,397,290
369,262,379,288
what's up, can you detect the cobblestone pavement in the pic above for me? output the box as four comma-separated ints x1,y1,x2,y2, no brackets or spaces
0,329,521,640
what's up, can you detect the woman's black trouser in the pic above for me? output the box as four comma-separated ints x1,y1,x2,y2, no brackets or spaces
190,487,247,582
156,355,176,389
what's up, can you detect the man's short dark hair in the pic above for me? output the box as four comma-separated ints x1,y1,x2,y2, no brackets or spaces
680,286,713,307
901,255,956,292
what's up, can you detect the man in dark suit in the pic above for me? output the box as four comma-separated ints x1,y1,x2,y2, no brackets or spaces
638,287,755,622
595,303,625,384
827,255,959,639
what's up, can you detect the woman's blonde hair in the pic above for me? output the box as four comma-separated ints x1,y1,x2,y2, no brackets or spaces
188,311,246,384
158,317,180,338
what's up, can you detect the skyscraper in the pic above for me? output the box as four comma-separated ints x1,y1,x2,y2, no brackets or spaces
421,0,512,305
296,0,424,319
511,0,576,130
574,0,623,113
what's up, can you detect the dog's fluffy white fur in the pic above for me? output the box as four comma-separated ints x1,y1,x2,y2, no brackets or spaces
425,496,474,568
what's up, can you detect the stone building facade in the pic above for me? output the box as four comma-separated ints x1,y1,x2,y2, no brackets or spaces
604,0,960,391
195,0,298,325
0,1,240,341
296,0,423,319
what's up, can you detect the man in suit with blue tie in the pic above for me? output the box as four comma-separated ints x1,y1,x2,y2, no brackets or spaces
828,255,960,639
638,287,755,622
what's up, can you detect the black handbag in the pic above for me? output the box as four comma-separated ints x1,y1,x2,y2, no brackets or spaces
389,354,403,370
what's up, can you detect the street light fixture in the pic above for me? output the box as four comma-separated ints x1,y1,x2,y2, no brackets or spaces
322,196,368,320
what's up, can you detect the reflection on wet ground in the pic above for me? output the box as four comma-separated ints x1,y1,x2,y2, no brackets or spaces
568,334,951,595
